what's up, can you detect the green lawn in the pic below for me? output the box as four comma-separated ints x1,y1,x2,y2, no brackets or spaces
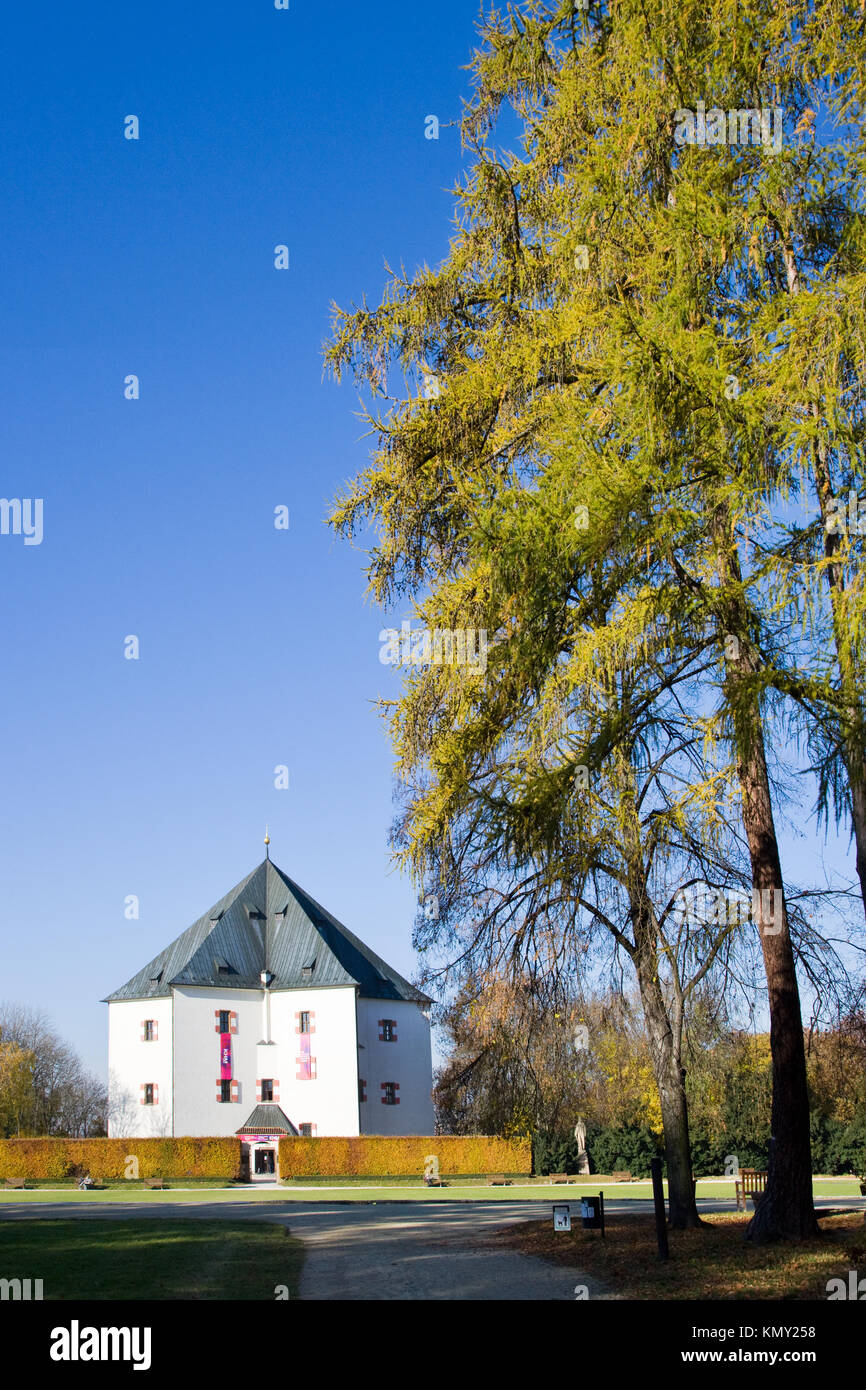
0,1177,860,1202
19,1178,238,1189
0,1219,304,1299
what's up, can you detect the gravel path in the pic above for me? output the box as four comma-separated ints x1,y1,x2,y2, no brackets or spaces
292,1202,609,1301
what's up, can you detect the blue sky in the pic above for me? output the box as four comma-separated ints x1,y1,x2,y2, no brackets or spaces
0,0,484,1078
0,1,859,1084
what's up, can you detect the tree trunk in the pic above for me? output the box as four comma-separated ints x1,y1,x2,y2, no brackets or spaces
736,744,817,1241
850,775,866,918
715,525,817,1241
616,748,702,1230
633,936,702,1228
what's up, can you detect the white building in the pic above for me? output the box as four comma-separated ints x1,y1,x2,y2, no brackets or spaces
104,853,435,1163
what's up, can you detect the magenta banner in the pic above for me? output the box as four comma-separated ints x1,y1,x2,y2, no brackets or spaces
220,1032,232,1080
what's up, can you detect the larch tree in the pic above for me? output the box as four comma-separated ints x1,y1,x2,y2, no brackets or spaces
326,0,865,1239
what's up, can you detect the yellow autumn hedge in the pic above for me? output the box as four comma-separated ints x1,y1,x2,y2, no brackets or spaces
277,1135,531,1178
0,1135,530,1181
0,1138,241,1181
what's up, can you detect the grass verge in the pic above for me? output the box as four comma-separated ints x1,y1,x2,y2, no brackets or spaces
14,1179,239,1190
0,1219,304,1300
1,1179,860,1203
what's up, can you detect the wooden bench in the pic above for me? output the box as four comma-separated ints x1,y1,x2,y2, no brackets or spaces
143,1178,165,1190
486,1174,512,1186
735,1168,767,1211
549,1173,574,1183
612,1171,632,1182
3,1178,27,1189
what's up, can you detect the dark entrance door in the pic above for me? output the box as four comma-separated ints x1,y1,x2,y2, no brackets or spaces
254,1147,275,1175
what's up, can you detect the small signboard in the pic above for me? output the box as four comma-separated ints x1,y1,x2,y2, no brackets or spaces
580,1192,605,1236
553,1203,572,1232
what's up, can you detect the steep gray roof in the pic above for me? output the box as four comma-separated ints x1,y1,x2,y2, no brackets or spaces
236,1104,299,1136
103,858,431,1005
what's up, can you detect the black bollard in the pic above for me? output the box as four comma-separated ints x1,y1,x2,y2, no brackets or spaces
650,1157,669,1261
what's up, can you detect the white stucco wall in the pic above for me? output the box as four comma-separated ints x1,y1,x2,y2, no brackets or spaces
171,986,262,1136
356,998,435,1135
108,984,433,1139
268,986,360,1136
107,997,174,1138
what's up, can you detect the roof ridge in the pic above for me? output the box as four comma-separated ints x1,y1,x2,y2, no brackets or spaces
271,865,428,1002
104,857,431,1004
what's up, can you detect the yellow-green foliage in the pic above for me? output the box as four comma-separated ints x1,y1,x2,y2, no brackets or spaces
278,1135,531,1178
0,1134,530,1182
0,1138,242,1182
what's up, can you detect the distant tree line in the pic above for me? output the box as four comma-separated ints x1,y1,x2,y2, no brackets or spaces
433,980,866,1178
0,1003,107,1138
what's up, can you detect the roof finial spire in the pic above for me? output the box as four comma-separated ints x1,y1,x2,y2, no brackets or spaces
264,825,271,860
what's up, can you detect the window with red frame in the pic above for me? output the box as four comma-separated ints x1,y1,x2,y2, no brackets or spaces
295,1012,316,1079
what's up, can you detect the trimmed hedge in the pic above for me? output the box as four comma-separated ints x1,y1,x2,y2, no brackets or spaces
533,1125,663,1179
0,1135,531,1182
532,1114,866,1179
277,1135,531,1178
0,1138,242,1182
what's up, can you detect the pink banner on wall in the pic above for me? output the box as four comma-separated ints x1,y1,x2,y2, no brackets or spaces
220,1033,232,1080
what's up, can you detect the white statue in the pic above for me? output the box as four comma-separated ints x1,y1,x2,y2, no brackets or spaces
574,1115,590,1175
